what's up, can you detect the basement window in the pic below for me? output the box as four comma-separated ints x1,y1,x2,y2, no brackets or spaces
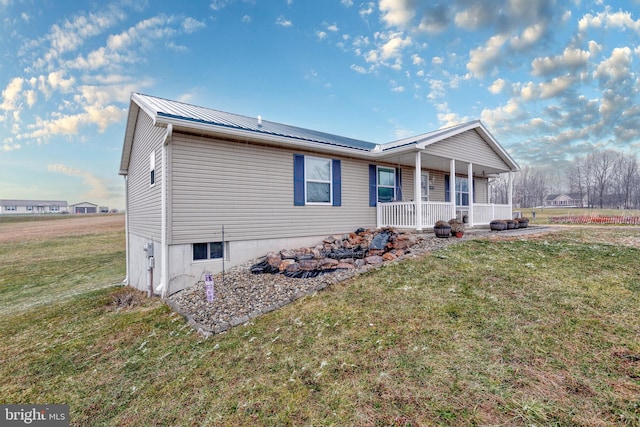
193,242,225,261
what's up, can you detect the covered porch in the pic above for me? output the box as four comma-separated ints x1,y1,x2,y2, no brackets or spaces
372,122,518,231
377,200,513,229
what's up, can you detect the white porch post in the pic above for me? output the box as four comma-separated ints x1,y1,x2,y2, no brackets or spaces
450,158,456,219
508,171,513,217
414,151,422,231
467,162,474,227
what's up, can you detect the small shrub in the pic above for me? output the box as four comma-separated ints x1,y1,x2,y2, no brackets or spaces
110,287,145,310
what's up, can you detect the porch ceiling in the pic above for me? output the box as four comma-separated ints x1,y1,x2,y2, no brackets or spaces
380,151,511,176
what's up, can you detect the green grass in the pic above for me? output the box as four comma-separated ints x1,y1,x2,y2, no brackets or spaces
0,214,84,224
0,227,125,315
1,226,639,426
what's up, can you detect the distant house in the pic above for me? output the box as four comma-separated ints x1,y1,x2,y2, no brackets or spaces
119,93,519,296
544,193,584,208
69,202,98,214
0,199,68,214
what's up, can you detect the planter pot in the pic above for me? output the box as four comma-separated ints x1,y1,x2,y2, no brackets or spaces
506,221,519,230
490,221,507,231
454,231,464,238
517,220,529,228
434,226,451,238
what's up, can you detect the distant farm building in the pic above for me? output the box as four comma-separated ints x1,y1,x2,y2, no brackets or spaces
0,199,69,214
544,193,584,208
70,202,98,214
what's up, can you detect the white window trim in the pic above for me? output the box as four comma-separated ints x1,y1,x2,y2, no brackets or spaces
304,156,332,205
377,166,396,202
192,242,228,262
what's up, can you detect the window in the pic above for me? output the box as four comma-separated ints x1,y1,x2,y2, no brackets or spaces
27,206,33,212
193,242,225,261
305,156,332,204
377,167,396,202
293,154,341,206
6,205,16,211
150,151,156,186
50,205,59,212
445,175,473,206
368,165,402,206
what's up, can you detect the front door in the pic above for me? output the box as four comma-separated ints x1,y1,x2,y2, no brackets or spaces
420,172,430,201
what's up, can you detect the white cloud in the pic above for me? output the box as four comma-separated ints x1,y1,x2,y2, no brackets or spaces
411,54,424,66
531,47,590,76
594,46,633,83
22,103,126,141
210,0,230,11
359,2,375,19
48,164,110,199
350,64,368,74
341,0,354,7
510,23,545,50
466,34,508,78
242,15,251,23
379,0,415,28
431,56,443,65
182,17,205,33
316,31,327,41
326,23,339,32
380,33,412,59
276,16,293,27
539,75,575,98
488,78,505,94
0,77,25,111
578,7,640,34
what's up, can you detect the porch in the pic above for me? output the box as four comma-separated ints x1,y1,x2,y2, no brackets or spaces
377,201,513,230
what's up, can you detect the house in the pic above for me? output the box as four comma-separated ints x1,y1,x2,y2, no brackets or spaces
119,93,519,296
69,202,98,214
544,193,584,208
0,199,69,214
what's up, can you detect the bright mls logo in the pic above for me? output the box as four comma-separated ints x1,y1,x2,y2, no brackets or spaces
1,405,69,426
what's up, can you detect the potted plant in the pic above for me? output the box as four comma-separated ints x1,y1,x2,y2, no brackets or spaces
433,220,451,238
505,219,519,229
489,219,507,231
517,217,529,228
448,218,464,238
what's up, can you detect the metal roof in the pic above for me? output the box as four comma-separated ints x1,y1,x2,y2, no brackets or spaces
134,93,378,152
120,93,520,175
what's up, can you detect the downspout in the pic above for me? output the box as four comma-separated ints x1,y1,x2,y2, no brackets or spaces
467,162,474,227
159,124,172,298
414,150,422,231
123,175,130,285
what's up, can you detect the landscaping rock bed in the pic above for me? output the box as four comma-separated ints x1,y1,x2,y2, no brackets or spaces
166,225,557,336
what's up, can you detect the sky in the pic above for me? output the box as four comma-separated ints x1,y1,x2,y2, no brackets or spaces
1,0,640,210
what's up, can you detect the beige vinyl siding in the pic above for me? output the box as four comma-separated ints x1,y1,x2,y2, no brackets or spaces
424,130,510,170
474,179,488,203
170,134,377,244
126,111,164,240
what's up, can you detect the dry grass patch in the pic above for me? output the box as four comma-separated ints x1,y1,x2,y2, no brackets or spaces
1,225,639,425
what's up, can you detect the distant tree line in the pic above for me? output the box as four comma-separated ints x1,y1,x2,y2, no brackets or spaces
489,148,640,209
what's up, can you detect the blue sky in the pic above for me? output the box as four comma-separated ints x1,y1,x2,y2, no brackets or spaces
1,0,640,210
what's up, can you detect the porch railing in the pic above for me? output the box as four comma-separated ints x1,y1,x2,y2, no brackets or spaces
377,201,512,229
